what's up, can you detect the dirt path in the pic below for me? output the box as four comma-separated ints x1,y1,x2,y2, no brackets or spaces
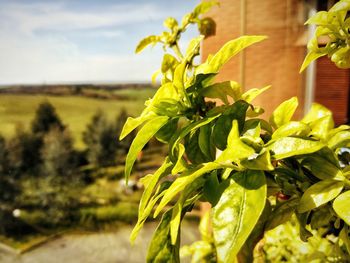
0,222,199,263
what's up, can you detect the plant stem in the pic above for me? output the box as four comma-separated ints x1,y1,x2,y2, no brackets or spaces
172,43,184,60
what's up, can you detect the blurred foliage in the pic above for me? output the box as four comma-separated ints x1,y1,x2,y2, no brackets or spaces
0,97,149,243
263,217,349,262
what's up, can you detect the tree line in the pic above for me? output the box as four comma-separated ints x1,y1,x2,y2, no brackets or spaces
0,101,134,235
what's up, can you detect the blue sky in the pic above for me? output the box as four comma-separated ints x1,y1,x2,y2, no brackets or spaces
0,0,199,84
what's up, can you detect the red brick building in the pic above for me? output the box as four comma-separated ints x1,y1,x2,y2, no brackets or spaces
202,0,349,124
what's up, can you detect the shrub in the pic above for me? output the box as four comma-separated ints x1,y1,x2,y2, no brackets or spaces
120,1,350,262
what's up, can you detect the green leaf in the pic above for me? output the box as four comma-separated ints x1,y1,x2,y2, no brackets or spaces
333,190,350,225
240,122,264,152
217,120,255,163
296,212,313,241
135,35,160,53
172,143,188,175
164,17,178,30
239,200,271,262
185,35,204,61
147,209,180,263
302,103,332,124
198,124,216,161
302,155,343,180
156,118,178,143
120,112,155,140
300,50,327,72
301,103,334,139
173,61,188,101
139,158,173,217
184,129,209,164
203,171,229,206
151,82,180,107
244,118,273,135
170,177,204,244
241,149,274,171
272,121,311,139
161,54,179,74
309,115,334,140
328,130,350,149
201,81,241,104
212,115,233,150
170,115,220,161
197,35,267,74
130,180,171,243
212,100,250,150
212,170,266,262
330,0,350,12
327,124,350,139
241,85,270,103
267,137,324,159
305,11,329,25
125,116,169,183
310,206,334,229
298,180,344,213
154,162,222,217
269,97,298,129
340,225,350,254
192,0,219,17
265,197,299,230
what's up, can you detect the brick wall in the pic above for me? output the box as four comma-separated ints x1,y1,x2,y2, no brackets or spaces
202,0,306,118
316,57,349,125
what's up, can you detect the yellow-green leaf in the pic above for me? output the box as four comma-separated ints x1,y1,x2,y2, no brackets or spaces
300,50,327,72
302,156,343,180
302,102,332,124
241,85,270,103
163,17,178,30
217,120,255,163
298,180,344,213
212,170,266,262
269,97,298,129
135,35,160,53
192,0,220,17
267,137,324,159
241,149,274,171
201,81,241,104
154,162,222,217
147,209,179,263
125,116,169,183
333,190,350,225
120,112,155,140
330,0,350,12
272,121,311,139
328,130,350,149
198,35,267,74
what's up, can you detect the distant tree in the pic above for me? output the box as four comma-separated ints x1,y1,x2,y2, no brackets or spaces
0,134,21,235
31,101,65,134
41,127,76,178
7,129,42,177
0,134,17,203
0,135,6,174
83,110,118,167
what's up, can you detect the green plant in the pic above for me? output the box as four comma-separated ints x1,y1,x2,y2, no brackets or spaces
120,1,350,262
301,0,350,71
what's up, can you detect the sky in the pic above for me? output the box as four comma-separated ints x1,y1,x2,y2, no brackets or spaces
0,0,199,85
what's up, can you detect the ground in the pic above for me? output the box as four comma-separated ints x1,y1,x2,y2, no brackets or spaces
0,222,199,263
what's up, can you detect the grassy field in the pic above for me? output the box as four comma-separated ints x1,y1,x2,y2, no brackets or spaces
0,90,155,148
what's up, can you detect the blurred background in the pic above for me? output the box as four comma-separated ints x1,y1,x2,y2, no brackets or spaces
0,0,349,262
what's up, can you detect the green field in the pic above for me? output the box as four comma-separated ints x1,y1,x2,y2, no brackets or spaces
0,91,155,148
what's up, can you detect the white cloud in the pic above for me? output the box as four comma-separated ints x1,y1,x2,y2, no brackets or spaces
0,2,169,36
0,1,196,84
